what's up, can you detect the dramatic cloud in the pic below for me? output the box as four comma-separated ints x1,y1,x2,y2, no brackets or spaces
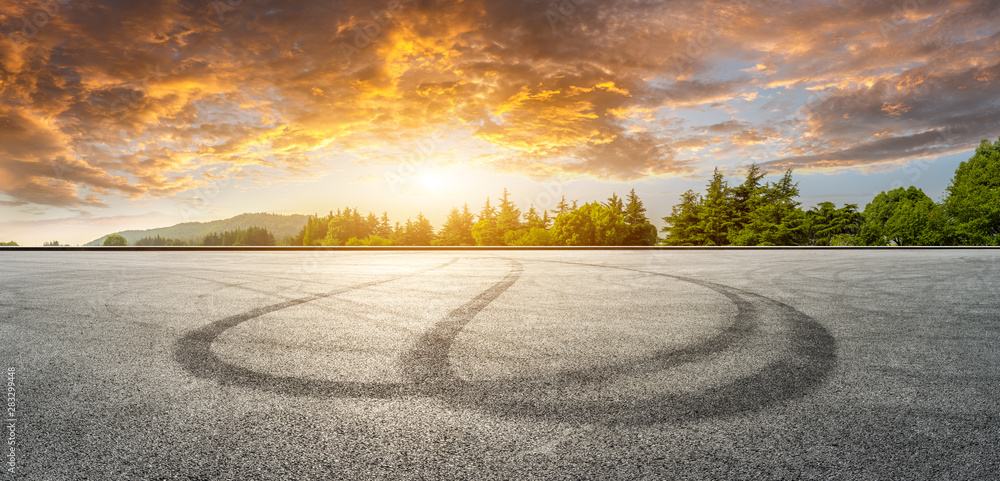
0,0,997,208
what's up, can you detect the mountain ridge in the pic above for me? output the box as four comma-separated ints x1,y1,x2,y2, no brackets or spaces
84,212,308,246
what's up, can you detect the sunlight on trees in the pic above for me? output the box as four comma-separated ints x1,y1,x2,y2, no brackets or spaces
102,234,128,246
661,137,1000,246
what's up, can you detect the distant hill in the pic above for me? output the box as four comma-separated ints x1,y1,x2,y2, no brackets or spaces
85,213,308,246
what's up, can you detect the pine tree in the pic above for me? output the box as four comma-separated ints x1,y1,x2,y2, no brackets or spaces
730,170,808,246
606,193,624,215
524,205,545,229
727,164,766,241
408,213,435,245
496,188,521,238
479,197,496,221
439,206,476,246
376,212,393,238
662,190,702,246
622,189,657,245
555,196,570,216
696,168,732,246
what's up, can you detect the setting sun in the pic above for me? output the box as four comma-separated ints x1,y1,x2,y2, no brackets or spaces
417,172,450,194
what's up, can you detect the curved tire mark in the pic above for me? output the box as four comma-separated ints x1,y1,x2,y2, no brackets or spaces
172,258,459,398
400,261,523,386
173,255,836,427
424,257,836,426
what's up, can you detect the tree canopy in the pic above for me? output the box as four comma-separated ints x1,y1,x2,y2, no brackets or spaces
941,138,1000,245
102,234,128,246
856,187,943,246
662,165,811,246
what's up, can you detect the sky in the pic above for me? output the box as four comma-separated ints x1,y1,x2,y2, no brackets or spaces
1,0,999,245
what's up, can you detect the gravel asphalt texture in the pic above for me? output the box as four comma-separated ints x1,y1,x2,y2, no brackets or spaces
1,250,998,480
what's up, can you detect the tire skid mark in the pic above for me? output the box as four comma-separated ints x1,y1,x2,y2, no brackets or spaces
426,257,837,426
172,258,459,398
400,261,523,386
172,254,836,427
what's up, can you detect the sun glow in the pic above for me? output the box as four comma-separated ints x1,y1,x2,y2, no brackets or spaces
417,171,450,193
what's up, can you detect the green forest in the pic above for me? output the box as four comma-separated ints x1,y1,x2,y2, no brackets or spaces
663,138,1000,246
289,137,997,247
293,187,658,247
125,226,278,246
5,138,997,248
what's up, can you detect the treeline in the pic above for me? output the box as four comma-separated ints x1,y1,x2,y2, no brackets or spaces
134,235,189,246
293,188,658,246
129,226,277,246
662,138,1000,246
202,226,276,246
12,138,998,248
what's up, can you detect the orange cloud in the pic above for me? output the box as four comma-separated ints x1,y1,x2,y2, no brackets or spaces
0,0,996,209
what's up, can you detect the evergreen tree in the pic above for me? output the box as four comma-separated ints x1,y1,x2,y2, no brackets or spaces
696,168,732,246
472,218,503,246
460,204,476,237
376,212,393,238
727,164,766,239
244,226,276,246
408,213,435,245
479,197,496,221
555,196,570,216
661,190,702,246
524,205,545,229
365,212,380,235
390,222,405,245
805,202,862,246
203,232,222,246
622,189,657,245
496,188,522,237
302,214,329,246
729,170,807,246
606,193,624,215
438,205,476,246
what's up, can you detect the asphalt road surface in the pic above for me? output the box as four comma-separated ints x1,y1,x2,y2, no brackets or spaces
1,250,999,480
